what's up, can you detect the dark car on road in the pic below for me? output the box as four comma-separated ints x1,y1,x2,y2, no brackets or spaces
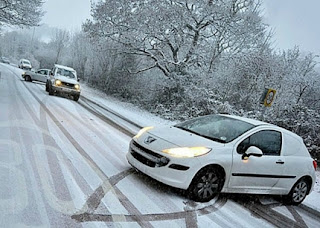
0,57,10,64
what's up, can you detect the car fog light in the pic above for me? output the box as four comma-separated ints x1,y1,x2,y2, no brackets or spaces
75,84,80,90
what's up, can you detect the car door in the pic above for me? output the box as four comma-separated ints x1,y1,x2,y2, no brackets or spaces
31,70,40,81
39,70,49,82
34,70,46,82
228,129,285,190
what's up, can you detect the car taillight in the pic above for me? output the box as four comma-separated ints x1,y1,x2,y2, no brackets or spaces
313,160,317,171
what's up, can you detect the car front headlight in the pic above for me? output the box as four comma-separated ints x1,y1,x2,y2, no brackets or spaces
162,147,211,158
134,126,154,139
55,80,62,86
74,84,80,90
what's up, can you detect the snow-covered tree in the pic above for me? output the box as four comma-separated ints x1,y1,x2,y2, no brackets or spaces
0,0,43,27
84,0,268,77
49,29,70,64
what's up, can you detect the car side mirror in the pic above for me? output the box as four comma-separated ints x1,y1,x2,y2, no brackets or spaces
242,146,263,160
77,78,80,82
50,72,53,76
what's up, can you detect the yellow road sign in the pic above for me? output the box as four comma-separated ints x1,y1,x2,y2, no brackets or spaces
260,88,276,107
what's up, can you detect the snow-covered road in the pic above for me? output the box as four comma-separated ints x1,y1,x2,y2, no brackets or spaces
0,63,319,228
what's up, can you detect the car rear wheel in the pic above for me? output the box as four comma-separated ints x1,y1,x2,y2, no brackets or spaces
284,178,310,205
188,167,223,202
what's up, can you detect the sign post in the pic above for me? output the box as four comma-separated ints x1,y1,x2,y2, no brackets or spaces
259,88,276,118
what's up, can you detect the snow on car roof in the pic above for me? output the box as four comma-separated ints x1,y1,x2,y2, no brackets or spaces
54,64,76,72
219,114,271,126
220,114,303,140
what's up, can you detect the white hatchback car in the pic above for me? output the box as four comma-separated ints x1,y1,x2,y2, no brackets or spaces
126,114,317,204
18,59,32,70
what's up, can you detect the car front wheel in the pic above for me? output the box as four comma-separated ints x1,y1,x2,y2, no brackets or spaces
73,94,80,101
48,84,54,95
25,75,32,82
284,178,310,205
188,167,223,202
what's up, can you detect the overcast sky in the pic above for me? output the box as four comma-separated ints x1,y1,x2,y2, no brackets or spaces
41,0,320,54
42,0,92,31
263,0,320,54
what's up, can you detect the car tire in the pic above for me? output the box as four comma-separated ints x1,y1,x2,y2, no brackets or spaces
73,95,80,101
25,75,32,82
284,177,310,205
48,85,54,95
187,166,223,202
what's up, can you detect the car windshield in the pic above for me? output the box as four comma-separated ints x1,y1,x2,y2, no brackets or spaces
175,115,255,143
23,60,30,64
56,68,76,78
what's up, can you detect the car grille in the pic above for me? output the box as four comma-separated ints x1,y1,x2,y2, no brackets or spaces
130,140,169,168
61,82,75,89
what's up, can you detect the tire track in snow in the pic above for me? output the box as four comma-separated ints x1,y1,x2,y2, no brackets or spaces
11,68,155,227
8,65,319,227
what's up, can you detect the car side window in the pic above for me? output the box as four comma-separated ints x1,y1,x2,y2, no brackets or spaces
237,130,282,156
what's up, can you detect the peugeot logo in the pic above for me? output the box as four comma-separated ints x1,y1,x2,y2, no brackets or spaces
144,136,156,144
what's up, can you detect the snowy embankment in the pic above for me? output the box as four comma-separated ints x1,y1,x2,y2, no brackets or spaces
80,84,176,127
81,83,320,213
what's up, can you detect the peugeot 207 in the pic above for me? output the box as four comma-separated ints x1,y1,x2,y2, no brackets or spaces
127,114,317,204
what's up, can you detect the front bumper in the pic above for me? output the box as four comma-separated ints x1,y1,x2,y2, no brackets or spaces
52,85,80,96
126,140,201,190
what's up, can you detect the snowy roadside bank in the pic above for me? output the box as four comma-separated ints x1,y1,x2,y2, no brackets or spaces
80,83,176,128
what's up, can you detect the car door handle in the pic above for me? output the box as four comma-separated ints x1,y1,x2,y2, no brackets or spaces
276,160,284,164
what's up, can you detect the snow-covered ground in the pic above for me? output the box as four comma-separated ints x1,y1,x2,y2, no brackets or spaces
303,171,320,211
81,83,320,213
1,63,319,227
81,84,176,127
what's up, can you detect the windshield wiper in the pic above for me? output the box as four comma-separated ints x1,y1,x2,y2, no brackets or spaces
200,135,226,143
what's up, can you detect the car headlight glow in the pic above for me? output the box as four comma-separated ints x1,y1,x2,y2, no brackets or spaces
75,84,80,90
134,126,154,139
162,147,211,158
55,80,62,86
